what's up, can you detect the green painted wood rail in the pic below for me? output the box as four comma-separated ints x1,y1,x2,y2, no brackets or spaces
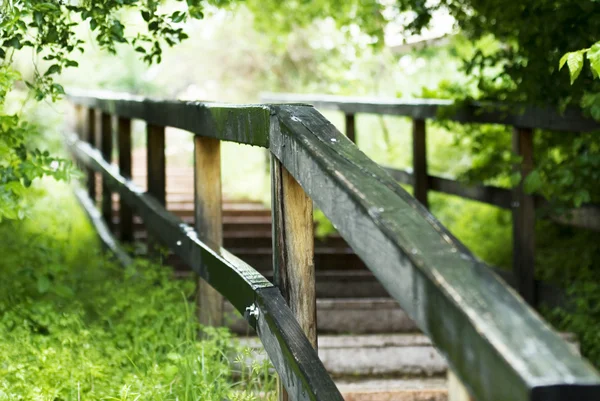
67,89,600,401
262,92,600,308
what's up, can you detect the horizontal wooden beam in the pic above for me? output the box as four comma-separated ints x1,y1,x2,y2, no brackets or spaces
68,89,271,147
66,134,343,401
269,104,600,401
384,166,513,208
384,166,600,231
261,93,600,133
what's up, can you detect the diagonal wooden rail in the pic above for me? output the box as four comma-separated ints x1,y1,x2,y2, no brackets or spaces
262,92,600,307
67,90,600,401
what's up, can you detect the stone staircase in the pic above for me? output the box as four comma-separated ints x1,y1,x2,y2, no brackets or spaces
237,333,448,401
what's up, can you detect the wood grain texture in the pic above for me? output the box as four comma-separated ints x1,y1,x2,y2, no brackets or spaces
412,119,428,208
100,112,113,228
512,127,536,305
271,156,316,401
118,117,134,242
269,104,600,401
194,136,224,327
66,134,343,401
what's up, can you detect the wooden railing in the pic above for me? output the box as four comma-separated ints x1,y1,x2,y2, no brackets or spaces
262,93,600,307
66,90,600,401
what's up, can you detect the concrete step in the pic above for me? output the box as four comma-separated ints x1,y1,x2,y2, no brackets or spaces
237,333,446,378
226,298,417,334
235,333,448,401
338,378,447,401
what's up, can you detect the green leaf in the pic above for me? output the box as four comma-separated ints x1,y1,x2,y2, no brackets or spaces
45,64,61,76
573,189,591,208
37,275,51,293
586,42,600,79
523,170,542,194
4,36,22,50
560,51,585,84
509,172,522,187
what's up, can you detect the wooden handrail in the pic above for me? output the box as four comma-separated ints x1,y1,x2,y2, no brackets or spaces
261,92,600,308
67,90,600,401
260,92,600,132
66,134,343,401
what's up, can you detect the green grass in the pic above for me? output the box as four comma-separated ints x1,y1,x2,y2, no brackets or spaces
0,179,275,401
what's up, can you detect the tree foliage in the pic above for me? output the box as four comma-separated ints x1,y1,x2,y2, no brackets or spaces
0,0,230,221
405,2,600,210
241,0,600,209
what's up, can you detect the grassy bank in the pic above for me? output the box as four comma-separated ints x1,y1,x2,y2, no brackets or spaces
0,180,274,401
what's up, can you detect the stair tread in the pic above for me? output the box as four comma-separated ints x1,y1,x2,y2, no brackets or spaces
336,377,447,391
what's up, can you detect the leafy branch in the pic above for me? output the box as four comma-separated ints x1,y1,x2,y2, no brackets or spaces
560,41,600,84
0,0,214,221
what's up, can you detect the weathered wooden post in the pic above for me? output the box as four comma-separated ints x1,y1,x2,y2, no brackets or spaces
345,113,356,143
100,112,113,229
512,127,536,305
74,104,84,139
412,118,429,209
118,117,134,242
271,155,316,401
86,108,97,201
194,135,224,327
146,124,166,258
73,105,85,173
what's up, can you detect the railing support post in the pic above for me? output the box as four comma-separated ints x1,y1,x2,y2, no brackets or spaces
86,108,97,202
118,117,133,242
100,112,113,228
74,104,84,139
147,124,166,258
512,127,536,305
194,136,224,327
271,154,316,401
412,118,429,208
72,105,85,173
345,113,356,143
